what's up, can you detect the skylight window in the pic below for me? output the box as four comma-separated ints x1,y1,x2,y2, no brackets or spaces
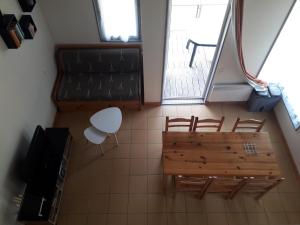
258,1,300,130
93,0,141,42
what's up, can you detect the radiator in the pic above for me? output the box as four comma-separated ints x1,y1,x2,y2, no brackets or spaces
208,84,253,102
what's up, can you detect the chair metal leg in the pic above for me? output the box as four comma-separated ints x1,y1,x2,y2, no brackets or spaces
114,133,119,146
186,39,192,50
189,43,198,67
98,144,104,155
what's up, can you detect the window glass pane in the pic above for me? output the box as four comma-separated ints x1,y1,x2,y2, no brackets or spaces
97,0,139,42
258,1,300,129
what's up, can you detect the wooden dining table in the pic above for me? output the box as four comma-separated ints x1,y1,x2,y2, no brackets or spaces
162,131,281,191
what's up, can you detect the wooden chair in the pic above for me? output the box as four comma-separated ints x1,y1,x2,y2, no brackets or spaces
193,116,225,132
242,176,285,199
165,116,194,132
232,117,266,132
209,176,250,199
174,175,215,199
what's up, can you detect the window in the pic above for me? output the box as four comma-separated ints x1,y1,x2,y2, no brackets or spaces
93,0,141,42
258,0,300,130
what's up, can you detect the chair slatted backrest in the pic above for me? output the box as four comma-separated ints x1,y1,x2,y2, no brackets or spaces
174,175,215,199
193,116,225,132
242,176,285,200
165,116,194,132
207,176,248,199
232,117,266,132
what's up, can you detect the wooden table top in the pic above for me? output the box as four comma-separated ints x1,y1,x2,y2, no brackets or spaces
162,131,281,177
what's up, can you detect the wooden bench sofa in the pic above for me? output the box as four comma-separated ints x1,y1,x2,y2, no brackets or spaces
52,44,143,111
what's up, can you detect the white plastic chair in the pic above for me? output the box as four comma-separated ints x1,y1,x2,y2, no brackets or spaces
84,126,107,155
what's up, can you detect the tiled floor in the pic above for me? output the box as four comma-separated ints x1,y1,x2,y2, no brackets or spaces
54,104,300,225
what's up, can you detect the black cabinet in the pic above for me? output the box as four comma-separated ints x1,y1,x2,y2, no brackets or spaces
18,0,36,12
19,15,37,39
0,14,20,49
17,127,72,224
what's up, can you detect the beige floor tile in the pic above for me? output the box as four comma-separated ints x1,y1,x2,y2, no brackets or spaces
267,212,288,225
112,159,130,175
225,196,246,212
177,105,193,117
89,194,110,213
66,214,88,225
148,175,163,193
147,144,162,158
226,213,248,225
107,214,127,225
131,130,147,143
187,213,208,225
87,214,107,225
242,195,264,213
113,144,130,158
167,213,188,225
280,193,300,211
193,104,222,117
128,214,147,225
120,115,132,130
57,215,67,225
147,130,162,144
286,212,300,224
262,192,284,212
148,194,166,212
130,144,147,158
129,176,147,194
128,194,147,213
76,159,113,176
61,195,90,214
185,193,205,213
148,213,168,225
162,105,177,117
116,130,131,144
109,194,129,213
91,174,112,194
146,106,163,117
147,158,163,174
204,194,226,213
110,175,129,194
130,159,147,175
148,117,163,130
222,104,246,118
131,115,147,130
166,193,186,212
207,213,228,225
247,213,268,225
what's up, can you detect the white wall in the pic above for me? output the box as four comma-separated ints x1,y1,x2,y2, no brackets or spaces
39,0,99,43
140,0,166,102
275,101,300,172
0,1,56,224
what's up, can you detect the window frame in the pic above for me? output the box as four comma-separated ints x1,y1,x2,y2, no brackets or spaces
92,0,142,42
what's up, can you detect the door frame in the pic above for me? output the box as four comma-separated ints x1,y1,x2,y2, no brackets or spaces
161,0,232,103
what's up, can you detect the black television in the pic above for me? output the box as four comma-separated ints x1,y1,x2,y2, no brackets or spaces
23,125,45,183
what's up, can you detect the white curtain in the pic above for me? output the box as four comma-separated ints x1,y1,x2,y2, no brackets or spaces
99,0,138,42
